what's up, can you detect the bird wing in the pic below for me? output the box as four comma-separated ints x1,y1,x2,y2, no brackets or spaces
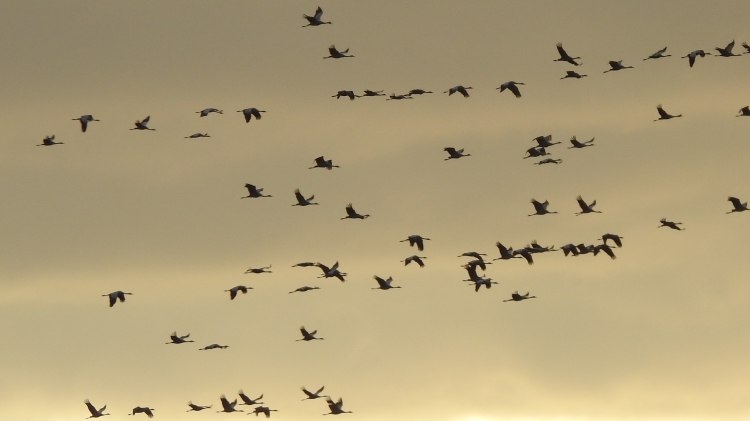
294,189,305,203
85,400,98,416
328,45,339,55
345,204,357,217
373,275,388,288
576,196,588,210
656,105,670,119
314,6,324,20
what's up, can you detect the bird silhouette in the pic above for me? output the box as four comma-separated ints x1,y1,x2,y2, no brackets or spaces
72,114,100,132
535,158,562,165
245,265,272,274
102,291,132,307
682,49,711,67
302,386,328,400
332,90,358,100
727,196,749,213
575,195,601,215
603,60,634,73
737,106,750,117
196,108,223,117
593,244,617,259
568,136,595,148
400,234,431,251
560,70,587,79
361,90,385,97
85,400,110,418
503,291,536,302
238,390,264,406
601,233,624,247
225,285,252,300
199,343,229,350
444,147,471,160
303,6,331,27
715,40,740,57
659,218,684,230
130,115,155,130
217,395,242,413
372,275,401,290
444,85,473,97
309,156,339,170
323,397,352,415
237,108,266,123
128,406,155,418
407,88,433,96
37,135,63,146
341,203,370,220
186,402,212,412
497,81,525,97
529,199,557,216
386,93,413,100
315,262,347,282
252,406,278,418
524,146,549,158
289,286,321,293
297,326,324,341
166,332,194,344
402,255,427,267
293,189,318,206
184,133,210,139
324,45,354,58
242,184,272,199
644,46,670,60
532,135,560,148
654,104,682,121
554,42,581,65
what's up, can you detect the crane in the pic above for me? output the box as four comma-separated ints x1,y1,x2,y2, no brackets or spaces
323,397,352,415
727,196,749,213
497,81,525,98
252,406,278,418
199,343,229,350
603,60,634,73
503,291,536,302
554,42,581,65
302,386,328,400
408,88,433,96
493,242,534,265
568,136,594,148
196,108,223,117
130,116,155,130
659,218,684,230
332,90,358,100
324,45,354,58
644,46,670,60
238,390,264,406
561,70,587,79
128,406,155,418
303,6,331,27
166,332,194,344
315,262,347,282
84,400,110,418
309,156,339,170
463,265,497,292
242,184,272,199
593,244,616,259
535,158,562,165
372,275,401,290
297,326,324,341
715,40,740,57
289,285,321,293
444,147,470,160
244,265,272,274
341,203,370,220
529,199,557,216
37,135,63,146
737,106,750,117
532,135,560,148
225,285,252,300
400,234,430,251
293,189,319,206
361,90,385,97
601,233,624,247
682,49,711,67
186,402,212,412
217,395,242,413
185,133,210,139
402,255,427,267
72,114,100,132
575,195,601,215
102,291,132,307
386,93,412,100
444,85,473,97
237,108,266,123
654,104,682,121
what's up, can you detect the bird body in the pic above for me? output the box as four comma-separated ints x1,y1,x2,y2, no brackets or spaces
293,189,318,206
727,196,749,213
225,285,252,300
238,390,264,406
524,146,549,158
186,402,212,412
196,108,223,117
303,6,331,26
298,326,324,341
309,156,339,170
372,275,401,290
529,199,556,216
503,291,536,302
682,49,711,67
603,60,634,73
131,116,155,130
200,343,229,350
444,147,470,160
218,396,242,412
555,42,581,65
568,136,594,148
185,133,210,139
289,285,320,293
408,88,433,96
252,406,278,418
341,203,369,220
575,195,601,215
644,46,670,60
737,106,750,117
444,85,473,97
73,114,100,132
655,105,682,121
103,290,132,307
715,40,740,57
535,158,562,165
401,234,430,251
242,184,272,199
37,135,63,146
332,90,358,100
302,385,328,400
601,233,623,247
315,261,347,282
237,108,266,123
325,45,353,58
324,397,352,415
497,81,524,97
659,218,684,230
402,255,426,267
129,406,155,418
85,400,110,418
561,70,587,79
166,332,194,344
245,265,272,274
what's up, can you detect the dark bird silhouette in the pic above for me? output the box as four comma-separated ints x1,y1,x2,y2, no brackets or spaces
238,390,264,406
644,46,670,60
196,108,223,117
185,133,210,139
402,255,427,267
493,242,534,265
103,290,132,307
715,40,740,57
407,88,433,96
497,81,524,98
659,218,684,230
361,90,385,97
341,203,370,220
199,343,229,350
524,146,549,159
252,406,278,418
560,70,587,79
289,285,321,293
554,42,581,65
332,90,358,100
324,397,352,415
526,240,556,254
561,243,580,256
463,264,497,292
654,104,682,121
372,275,401,290
37,135,63,146
315,261,347,282
242,184,272,199
217,395,242,413
444,147,470,160
129,407,155,418
298,326,324,341
130,115,155,130
293,189,318,206
532,135,560,148
302,386,328,400
535,158,562,165
292,262,318,268
186,402,212,412
303,6,331,27
593,244,616,259
225,285,252,300
503,291,536,302
743,42,750,54
464,258,491,272
444,85,473,97
603,60,634,73
324,45,353,59
682,49,711,67
73,114,100,132
85,400,110,418
727,196,749,213
166,332,194,344
737,106,750,117
575,195,601,215
568,136,594,148
459,251,487,261
400,234,430,251
386,93,413,100
245,265,272,274
309,156,339,170
529,199,557,216
601,233,624,247
237,108,266,123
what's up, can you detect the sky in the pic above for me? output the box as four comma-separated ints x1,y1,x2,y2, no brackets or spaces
2,1,750,420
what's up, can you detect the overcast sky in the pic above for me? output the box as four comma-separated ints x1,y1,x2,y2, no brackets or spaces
2,1,750,420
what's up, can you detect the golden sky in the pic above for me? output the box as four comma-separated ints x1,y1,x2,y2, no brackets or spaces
2,1,750,420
